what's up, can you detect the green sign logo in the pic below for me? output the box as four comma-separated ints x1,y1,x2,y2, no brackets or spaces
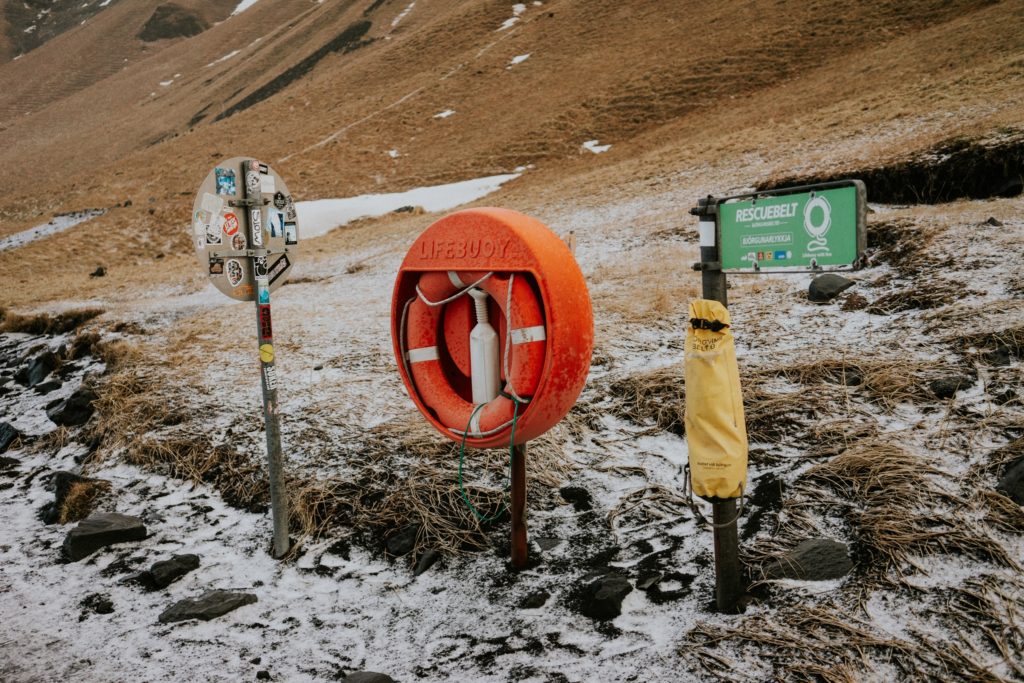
719,182,865,272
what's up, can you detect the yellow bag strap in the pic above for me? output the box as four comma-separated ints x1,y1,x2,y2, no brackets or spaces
683,464,746,528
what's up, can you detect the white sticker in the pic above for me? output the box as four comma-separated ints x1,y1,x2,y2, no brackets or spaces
201,192,224,216
699,220,716,247
260,174,276,194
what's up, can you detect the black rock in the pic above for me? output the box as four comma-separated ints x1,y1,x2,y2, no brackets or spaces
0,456,18,473
929,376,972,400
519,590,550,609
984,345,1013,366
984,216,1003,227
385,524,418,557
413,549,440,576
90,267,106,278
344,673,397,683
46,386,97,426
636,571,664,591
762,538,853,581
808,274,855,303
574,572,632,620
25,350,57,387
79,592,114,619
0,422,19,453
34,379,63,395
146,554,201,589
996,458,1024,505
256,671,271,681
63,512,147,561
559,486,593,512
158,590,258,623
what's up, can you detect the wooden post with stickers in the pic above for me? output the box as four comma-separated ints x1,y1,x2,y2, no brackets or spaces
190,156,301,558
391,208,593,568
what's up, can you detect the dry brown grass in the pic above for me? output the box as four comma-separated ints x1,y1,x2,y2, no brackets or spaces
587,243,700,323
758,357,968,410
799,441,1016,574
680,599,1021,682
59,479,111,524
288,416,574,559
0,307,104,335
605,362,842,443
865,278,966,315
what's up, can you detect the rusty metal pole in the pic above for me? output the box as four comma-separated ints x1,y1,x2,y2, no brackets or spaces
510,443,528,567
691,196,743,613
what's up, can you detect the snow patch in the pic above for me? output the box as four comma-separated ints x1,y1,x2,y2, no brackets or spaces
582,139,612,154
387,149,400,158
497,3,527,30
391,2,415,28
231,0,260,16
508,53,531,68
433,109,456,119
205,50,240,67
0,210,105,252
295,173,521,239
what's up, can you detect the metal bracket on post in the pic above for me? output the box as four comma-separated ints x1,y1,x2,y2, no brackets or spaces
689,194,744,613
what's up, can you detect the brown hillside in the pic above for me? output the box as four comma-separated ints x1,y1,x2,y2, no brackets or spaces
0,0,1022,309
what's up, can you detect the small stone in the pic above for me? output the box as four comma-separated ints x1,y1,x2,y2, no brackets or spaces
762,538,853,581
148,554,201,589
344,673,397,683
574,572,632,620
996,458,1024,505
636,571,664,591
984,216,1003,227
519,590,550,609
0,422,19,453
385,524,418,557
158,590,257,623
0,456,18,473
808,274,855,303
256,671,271,681
79,592,114,619
90,267,106,278
63,512,147,561
313,364,324,371
413,549,440,576
46,386,97,427
25,351,57,388
33,379,63,395
929,376,973,400
559,486,593,512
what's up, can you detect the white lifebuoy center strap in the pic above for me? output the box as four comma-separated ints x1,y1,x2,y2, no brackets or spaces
407,346,439,363
510,325,546,345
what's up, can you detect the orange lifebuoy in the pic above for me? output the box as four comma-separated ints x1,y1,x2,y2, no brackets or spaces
392,208,593,448
403,270,546,438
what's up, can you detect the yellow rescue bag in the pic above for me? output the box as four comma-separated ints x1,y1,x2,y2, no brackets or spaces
684,299,748,500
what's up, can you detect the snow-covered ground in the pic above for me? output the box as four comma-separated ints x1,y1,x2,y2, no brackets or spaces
0,178,1022,681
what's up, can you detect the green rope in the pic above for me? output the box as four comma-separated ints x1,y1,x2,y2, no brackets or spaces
457,398,520,522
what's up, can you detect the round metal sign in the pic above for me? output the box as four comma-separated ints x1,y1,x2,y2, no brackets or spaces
191,156,299,301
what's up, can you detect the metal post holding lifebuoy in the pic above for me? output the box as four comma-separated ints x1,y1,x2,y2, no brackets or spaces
511,443,528,567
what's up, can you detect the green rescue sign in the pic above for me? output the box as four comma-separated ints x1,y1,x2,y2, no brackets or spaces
719,181,866,272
